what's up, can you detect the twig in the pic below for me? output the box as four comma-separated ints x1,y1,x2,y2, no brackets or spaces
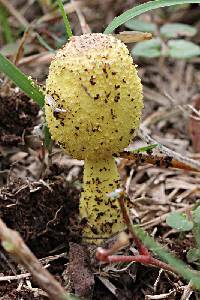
138,127,200,172
0,263,50,282
141,204,194,230
37,1,84,24
1,27,32,90
0,272,31,282
18,52,54,66
0,218,73,300
0,0,28,27
145,290,177,299
181,281,193,300
154,269,163,292
119,151,199,172
71,0,91,34
14,27,31,66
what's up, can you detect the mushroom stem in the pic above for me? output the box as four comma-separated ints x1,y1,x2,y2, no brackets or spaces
80,156,125,243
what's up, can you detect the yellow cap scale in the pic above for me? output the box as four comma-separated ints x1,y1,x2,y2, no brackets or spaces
45,33,143,244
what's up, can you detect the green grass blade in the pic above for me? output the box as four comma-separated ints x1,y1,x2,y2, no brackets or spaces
36,33,55,52
0,4,13,43
104,0,200,34
57,0,73,39
0,53,44,107
131,144,158,153
44,124,52,149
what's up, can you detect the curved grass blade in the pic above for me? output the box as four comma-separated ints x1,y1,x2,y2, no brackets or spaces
36,33,55,53
44,123,52,149
0,4,13,43
57,0,73,39
0,53,44,107
104,0,200,34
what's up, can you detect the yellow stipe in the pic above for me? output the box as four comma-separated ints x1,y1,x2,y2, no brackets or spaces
45,33,143,243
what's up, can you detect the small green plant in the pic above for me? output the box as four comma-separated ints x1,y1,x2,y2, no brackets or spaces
167,204,200,265
125,20,200,59
0,4,13,44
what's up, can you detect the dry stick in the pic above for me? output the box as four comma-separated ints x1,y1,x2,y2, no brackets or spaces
138,127,200,172
14,28,31,66
0,0,28,27
141,204,194,230
37,1,84,24
18,52,54,66
0,218,72,300
181,281,193,300
2,28,32,91
0,272,31,282
96,192,175,274
71,0,91,34
119,151,199,172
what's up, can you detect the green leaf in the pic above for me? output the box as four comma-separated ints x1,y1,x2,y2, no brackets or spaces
0,4,13,43
2,241,15,252
36,33,55,52
131,144,158,153
132,38,162,58
57,0,73,39
193,223,200,251
193,206,200,224
68,295,84,300
125,19,157,33
166,212,193,232
0,53,44,108
160,23,197,38
104,0,200,34
187,248,200,263
168,39,200,59
192,207,200,250
44,124,52,149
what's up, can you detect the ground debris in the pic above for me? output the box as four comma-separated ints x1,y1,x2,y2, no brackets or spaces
67,242,95,298
0,176,80,257
0,92,40,147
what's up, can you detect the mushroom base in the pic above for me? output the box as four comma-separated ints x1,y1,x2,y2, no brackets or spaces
80,157,125,244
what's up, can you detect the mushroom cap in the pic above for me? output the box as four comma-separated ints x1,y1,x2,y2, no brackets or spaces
45,33,143,160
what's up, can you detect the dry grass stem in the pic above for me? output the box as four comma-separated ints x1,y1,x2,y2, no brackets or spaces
120,151,200,172
141,204,194,229
139,127,200,171
37,1,84,24
181,281,193,300
0,0,29,27
71,0,91,34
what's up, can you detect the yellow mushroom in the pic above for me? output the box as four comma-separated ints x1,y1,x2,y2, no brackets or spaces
45,33,143,244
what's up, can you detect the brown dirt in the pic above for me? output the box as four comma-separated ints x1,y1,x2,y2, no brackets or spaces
0,92,40,147
0,177,80,257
